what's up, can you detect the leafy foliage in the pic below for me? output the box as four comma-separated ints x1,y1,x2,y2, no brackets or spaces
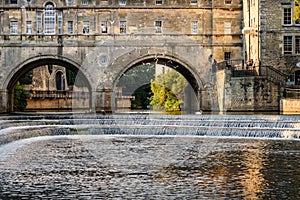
294,0,300,20
149,69,187,112
14,82,29,112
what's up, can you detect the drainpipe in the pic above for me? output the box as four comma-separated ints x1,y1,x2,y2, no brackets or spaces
258,0,261,76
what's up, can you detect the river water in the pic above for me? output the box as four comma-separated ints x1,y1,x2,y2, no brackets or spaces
0,135,299,199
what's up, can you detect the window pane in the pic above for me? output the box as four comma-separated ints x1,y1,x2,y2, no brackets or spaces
68,21,73,34
44,3,56,35
37,12,42,34
284,36,293,54
296,36,300,54
120,21,126,34
155,21,162,33
156,0,162,5
58,11,63,34
101,21,108,33
10,21,18,34
83,21,90,35
283,8,292,25
82,0,88,5
192,21,198,34
26,21,32,34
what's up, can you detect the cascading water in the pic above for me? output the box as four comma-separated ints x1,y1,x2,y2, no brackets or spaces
0,114,300,144
1,114,300,199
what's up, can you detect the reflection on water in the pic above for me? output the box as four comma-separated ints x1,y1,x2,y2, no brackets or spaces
0,136,299,199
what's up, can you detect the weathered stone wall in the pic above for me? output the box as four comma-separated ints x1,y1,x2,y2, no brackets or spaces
216,70,280,112
0,0,243,113
259,0,300,73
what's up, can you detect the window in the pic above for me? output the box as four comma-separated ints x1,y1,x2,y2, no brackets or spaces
26,21,32,34
283,7,292,25
190,0,197,5
58,11,63,34
10,0,17,4
68,21,73,34
156,0,162,5
120,21,126,34
83,21,90,35
283,36,293,54
101,21,108,34
296,36,300,54
192,21,198,34
68,0,73,3
155,21,162,33
82,0,88,5
225,0,232,4
10,21,18,35
36,12,42,34
224,22,231,34
100,55,108,64
44,3,56,35
119,0,126,5
224,52,231,66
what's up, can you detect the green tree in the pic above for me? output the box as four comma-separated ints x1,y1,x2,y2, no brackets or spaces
14,82,29,112
149,69,187,112
294,0,300,20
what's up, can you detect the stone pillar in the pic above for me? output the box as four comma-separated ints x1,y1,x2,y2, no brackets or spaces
95,88,113,114
0,89,8,113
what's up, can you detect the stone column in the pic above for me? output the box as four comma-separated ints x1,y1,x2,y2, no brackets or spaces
94,87,113,114
0,89,8,113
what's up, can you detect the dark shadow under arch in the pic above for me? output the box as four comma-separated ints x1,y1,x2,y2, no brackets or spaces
6,57,92,112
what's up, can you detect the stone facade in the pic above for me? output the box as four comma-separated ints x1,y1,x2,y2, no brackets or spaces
0,0,243,113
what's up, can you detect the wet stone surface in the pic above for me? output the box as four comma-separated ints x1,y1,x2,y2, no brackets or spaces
0,135,300,199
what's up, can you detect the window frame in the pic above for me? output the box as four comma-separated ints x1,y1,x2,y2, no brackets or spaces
283,35,293,55
120,21,127,34
44,3,56,35
68,21,73,34
282,7,292,26
83,21,90,35
155,20,162,34
10,21,18,35
191,21,198,34
101,21,108,34
26,21,32,35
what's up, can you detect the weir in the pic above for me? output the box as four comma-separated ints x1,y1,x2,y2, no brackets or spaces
1,114,300,145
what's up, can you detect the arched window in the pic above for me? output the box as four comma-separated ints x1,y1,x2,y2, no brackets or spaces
56,71,64,90
44,2,56,35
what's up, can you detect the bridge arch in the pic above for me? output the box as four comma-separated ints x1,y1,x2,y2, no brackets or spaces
112,53,204,112
4,55,92,112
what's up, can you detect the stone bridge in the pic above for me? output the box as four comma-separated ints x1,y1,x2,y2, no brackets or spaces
0,35,215,113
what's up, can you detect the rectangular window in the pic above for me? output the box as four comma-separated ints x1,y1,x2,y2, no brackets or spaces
284,36,293,54
82,0,88,5
119,0,126,5
225,0,232,4
36,12,42,34
224,22,231,34
156,0,162,5
83,21,90,35
10,0,17,4
224,52,231,66
296,36,300,54
192,21,198,34
26,21,32,34
58,11,63,35
10,21,18,35
120,21,126,34
190,0,198,5
283,7,292,25
155,21,162,33
101,21,108,34
68,21,73,34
